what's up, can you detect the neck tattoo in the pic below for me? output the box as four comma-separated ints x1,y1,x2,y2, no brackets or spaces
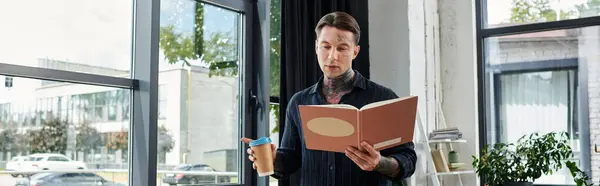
322,70,355,104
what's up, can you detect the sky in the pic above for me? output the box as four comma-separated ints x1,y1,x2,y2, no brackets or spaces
0,0,589,72
487,0,588,25
0,0,238,72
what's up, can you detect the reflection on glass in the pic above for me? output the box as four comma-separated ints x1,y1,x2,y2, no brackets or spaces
485,0,600,28
0,76,130,185
484,26,600,184
0,0,133,77
157,0,242,185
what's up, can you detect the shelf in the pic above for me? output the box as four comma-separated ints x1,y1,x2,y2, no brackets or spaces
428,139,467,143
429,170,475,176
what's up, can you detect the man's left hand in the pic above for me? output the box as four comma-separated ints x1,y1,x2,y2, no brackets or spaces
345,141,381,171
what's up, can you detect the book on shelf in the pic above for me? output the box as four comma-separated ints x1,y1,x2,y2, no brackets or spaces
429,127,462,140
431,149,450,172
298,96,418,153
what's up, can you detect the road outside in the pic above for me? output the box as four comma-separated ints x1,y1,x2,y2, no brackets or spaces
0,174,17,186
0,174,278,186
0,174,129,186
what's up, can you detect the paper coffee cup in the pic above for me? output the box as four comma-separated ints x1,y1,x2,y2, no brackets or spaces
249,137,274,176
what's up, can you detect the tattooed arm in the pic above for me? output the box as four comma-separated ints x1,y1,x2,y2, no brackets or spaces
378,142,417,180
375,156,401,177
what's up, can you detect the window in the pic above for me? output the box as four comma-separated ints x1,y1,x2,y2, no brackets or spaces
37,92,126,123
478,0,600,183
483,27,599,184
0,1,133,78
48,156,71,162
485,0,600,28
4,76,12,88
0,0,265,185
0,76,131,184
157,0,246,184
494,70,578,144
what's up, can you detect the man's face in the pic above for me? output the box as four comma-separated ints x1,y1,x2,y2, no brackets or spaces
315,25,360,79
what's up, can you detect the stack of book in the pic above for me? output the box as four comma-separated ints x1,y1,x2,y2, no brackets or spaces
429,127,462,140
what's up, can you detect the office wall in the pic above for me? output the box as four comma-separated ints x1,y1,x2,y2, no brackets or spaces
438,0,479,185
369,0,479,185
368,0,448,185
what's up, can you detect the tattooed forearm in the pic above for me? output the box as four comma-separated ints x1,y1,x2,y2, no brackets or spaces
374,156,401,177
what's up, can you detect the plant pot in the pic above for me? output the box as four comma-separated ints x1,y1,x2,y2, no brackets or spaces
503,182,533,186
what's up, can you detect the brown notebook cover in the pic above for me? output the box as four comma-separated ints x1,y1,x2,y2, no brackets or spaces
298,96,418,153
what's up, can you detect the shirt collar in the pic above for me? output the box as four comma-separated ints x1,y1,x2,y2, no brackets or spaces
309,70,367,95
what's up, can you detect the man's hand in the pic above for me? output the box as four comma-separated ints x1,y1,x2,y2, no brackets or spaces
345,141,381,171
346,141,402,177
241,137,277,170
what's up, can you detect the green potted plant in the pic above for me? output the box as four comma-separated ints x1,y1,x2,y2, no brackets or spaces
473,132,593,186
566,161,596,186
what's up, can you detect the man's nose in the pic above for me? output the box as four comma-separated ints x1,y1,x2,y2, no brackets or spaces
328,49,339,61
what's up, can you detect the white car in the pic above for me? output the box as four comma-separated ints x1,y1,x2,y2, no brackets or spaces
5,156,29,177
20,153,87,173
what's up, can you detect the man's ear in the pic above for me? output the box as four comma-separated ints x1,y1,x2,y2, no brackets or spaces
353,45,360,59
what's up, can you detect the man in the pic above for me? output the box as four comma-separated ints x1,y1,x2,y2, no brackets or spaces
242,11,416,186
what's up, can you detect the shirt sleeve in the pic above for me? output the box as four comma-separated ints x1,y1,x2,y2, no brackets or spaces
381,142,417,181
271,94,303,180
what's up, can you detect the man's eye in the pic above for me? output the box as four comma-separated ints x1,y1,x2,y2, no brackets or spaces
323,46,331,49
337,47,347,51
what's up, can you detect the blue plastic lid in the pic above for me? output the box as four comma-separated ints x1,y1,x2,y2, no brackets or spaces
249,137,272,147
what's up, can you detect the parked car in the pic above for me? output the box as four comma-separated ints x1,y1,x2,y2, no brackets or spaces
15,172,126,186
19,153,87,174
6,156,29,177
161,164,231,185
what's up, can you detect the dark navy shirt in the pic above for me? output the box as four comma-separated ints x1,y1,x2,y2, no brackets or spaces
272,71,417,186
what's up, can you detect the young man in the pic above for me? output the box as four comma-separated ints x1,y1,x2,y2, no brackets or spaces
242,11,416,185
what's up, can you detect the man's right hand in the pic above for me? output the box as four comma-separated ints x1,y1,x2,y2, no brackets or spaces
241,137,277,170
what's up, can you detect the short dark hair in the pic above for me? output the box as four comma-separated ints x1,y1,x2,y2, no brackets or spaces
315,11,361,44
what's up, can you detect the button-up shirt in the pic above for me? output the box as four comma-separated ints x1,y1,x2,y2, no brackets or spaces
272,71,417,186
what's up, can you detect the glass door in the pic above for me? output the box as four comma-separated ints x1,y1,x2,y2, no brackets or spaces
157,0,245,185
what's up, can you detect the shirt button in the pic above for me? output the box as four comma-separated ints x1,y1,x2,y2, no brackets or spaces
329,166,334,170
